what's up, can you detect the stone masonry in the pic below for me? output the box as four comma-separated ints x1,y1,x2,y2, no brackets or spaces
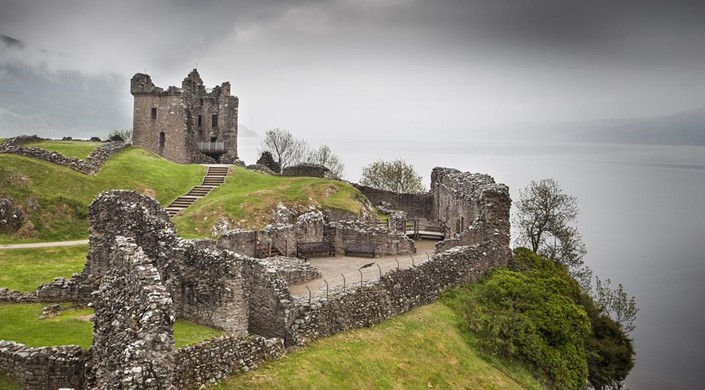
131,69,239,164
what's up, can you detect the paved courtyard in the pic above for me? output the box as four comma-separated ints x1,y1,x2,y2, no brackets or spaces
288,239,437,299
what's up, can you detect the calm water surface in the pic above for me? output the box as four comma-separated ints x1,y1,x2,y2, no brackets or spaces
241,136,705,389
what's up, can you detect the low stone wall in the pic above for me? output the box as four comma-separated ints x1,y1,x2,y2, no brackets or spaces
287,240,509,346
327,220,416,257
0,136,128,175
0,274,91,304
259,256,322,285
0,341,86,390
174,335,284,389
353,183,433,219
282,163,334,179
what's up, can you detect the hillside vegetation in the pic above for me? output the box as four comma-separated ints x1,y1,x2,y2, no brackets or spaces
0,245,87,291
214,302,542,390
0,146,204,243
173,166,373,238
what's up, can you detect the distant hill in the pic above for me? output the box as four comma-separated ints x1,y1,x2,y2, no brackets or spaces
531,108,705,146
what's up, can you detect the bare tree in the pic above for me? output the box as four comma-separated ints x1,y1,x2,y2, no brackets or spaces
306,144,345,177
513,179,587,271
258,128,307,173
360,158,425,194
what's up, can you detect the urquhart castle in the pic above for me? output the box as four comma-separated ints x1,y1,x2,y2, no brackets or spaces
0,70,513,390
130,69,239,164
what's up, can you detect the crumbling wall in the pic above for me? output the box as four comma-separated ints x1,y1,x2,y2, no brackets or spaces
327,220,416,257
0,341,86,390
287,240,508,346
86,190,249,334
0,136,128,174
91,237,175,390
239,257,294,339
282,163,334,178
353,183,433,219
173,335,284,389
430,167,511,256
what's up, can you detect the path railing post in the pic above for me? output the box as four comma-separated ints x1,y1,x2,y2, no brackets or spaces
358,269,363,285
324,279,329,299
341,273,346,291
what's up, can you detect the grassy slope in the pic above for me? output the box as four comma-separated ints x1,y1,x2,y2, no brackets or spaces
0,245,87,291
0,146,204,243
214,303,541,390
0,373,22,390
173,167,371,238
23,140,103,160
0,303,223,349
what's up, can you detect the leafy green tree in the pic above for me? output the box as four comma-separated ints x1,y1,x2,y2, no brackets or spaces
587,314,635,390
360,158,425,194
594,278,639,334
464,255,591,389
306,144,345,178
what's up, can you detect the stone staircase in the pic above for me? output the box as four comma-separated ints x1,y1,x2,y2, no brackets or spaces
165,165,229,218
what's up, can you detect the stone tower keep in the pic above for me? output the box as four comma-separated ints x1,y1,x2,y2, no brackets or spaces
130,69,239,164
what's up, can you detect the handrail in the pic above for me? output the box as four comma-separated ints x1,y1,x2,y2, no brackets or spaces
198,141,226,151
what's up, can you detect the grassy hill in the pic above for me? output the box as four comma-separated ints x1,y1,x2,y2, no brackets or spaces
173,167,373,238
0,146,205,243
1,143,374,243
214,302,542,389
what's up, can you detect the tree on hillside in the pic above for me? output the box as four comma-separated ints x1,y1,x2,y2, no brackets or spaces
513,179,587,274
306,144,344,177
594,278,639,334
360,158,425,194
259,128,307,173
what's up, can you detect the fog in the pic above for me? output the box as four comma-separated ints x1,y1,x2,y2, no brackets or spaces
2,0,705,139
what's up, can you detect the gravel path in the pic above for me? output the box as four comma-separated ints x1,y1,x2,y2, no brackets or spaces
0,239,89,250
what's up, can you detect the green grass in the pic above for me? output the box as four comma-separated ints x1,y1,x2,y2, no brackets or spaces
0,245,87,292
212,303,541,390
0,303,224,349
173,167,371,238
0,373,23,390
23,140,103,160
0,147,204,243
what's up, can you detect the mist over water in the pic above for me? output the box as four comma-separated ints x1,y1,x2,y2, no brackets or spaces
240,136,705,388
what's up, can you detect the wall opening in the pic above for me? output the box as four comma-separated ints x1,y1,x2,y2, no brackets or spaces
211,114,218,127
159,132,165,155
151,108,157,120
197,115,202,127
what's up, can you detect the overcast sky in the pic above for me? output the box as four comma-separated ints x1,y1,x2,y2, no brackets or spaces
2,0,704,139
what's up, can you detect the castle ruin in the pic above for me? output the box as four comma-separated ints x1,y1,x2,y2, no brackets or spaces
130,70,239,164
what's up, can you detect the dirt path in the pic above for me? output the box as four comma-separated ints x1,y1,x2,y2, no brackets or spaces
0,239,89,250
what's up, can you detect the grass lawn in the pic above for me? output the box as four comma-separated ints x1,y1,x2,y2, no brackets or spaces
23,140,103,160
0,303,223,349
0,373,23,390
213,302,541,390
0,147,204,243
173,167,371,238
0,245,87,291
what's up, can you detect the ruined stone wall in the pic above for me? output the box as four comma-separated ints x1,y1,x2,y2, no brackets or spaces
282,163,334,179
0,341,86,390
430,167,511,256
327,220,416,257
353,183,433,219
91,237,175,389
87,190,249,334
0,136,128,174
287,240,509,346
173,335,284,389
239,257,294,339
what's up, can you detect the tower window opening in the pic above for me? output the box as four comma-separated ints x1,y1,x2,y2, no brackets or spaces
151,108,157,120
211,114,218,127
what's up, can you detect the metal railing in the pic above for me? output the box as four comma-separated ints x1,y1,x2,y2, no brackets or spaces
198,141,225,152
293,251,433,303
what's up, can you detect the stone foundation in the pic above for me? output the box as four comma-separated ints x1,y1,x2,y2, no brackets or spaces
0,341,86,390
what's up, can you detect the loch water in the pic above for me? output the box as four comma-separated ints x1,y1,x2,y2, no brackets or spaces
240,136,705,389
